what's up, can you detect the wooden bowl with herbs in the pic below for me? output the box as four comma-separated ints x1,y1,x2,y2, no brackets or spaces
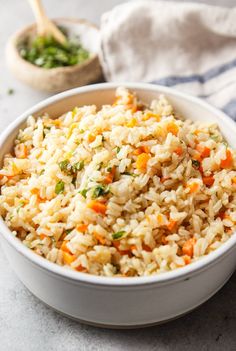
6,18,103,93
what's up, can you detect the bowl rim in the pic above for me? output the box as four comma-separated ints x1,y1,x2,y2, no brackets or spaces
1,82,236,287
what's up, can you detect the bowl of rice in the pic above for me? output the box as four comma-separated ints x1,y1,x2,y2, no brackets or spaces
0,83,236,328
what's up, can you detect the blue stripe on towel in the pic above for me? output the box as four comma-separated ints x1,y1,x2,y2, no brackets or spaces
152,57,236,87
222,99,236,120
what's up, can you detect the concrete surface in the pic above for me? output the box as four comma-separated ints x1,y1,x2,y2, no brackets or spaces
1,1,236,350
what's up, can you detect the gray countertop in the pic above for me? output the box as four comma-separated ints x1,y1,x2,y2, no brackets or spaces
1,1,236,350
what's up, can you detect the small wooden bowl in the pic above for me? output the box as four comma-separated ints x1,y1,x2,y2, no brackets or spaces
6,18,103,93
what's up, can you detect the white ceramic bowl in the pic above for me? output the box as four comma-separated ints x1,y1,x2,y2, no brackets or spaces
1,83,236,328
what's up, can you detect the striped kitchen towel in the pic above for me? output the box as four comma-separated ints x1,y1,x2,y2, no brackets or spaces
99,1,236,119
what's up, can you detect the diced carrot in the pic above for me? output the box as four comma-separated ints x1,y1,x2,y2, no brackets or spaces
161,235,167,245
182,238,196,258
221,149,233,169
196,145,211,158
125,118,137,128
166,219,177,231
187,182,199,193
157,213,164,225
142,244,152,252
183,255,191,265
136,153,151,173
93,231,106,245
167,122,179,136
87,200,107,215
218,211,226,220
15,144,28,159
133,146,150,155
75,265,86,272
130,245,137,251
193,129,201,135
203,176,214,187
143,111,161,121
119,249,132,257
232,177,236,184
63,251,76,265
113,241,120,250
104,166,116,184
31,188,39,195
76,224,88,233
87,133,96,143
39,234,47,240
174,146,183,156
61,241,71,254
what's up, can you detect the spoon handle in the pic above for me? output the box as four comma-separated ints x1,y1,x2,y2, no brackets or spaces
28,0,67,44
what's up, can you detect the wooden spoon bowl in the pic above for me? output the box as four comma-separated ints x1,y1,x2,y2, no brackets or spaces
6,18,103,93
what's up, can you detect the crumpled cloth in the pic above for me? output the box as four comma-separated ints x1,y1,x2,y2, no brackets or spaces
99,1,236,119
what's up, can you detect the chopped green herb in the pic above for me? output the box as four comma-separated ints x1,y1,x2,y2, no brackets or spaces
116,147,121,154
92,185,110,198
107,166,112,172
112,231,126,240
19,34,90,69
192,159,200,169
97,162,103,171
55,180,65,194
39,169,45,175
210,135,220,142
7,88,14,95
16,201,25,213
73,160,84,172
65,228,73,235
79,188,88,198
59,159,70,172
102,135,105,142
222,141,228,147
72,176,77,186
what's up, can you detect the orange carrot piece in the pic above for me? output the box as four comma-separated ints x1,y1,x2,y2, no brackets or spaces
136,153,151,173
161,235,167,245
87,133,96,143
203,176,214,187
130,245,137,251
183,255,191,265
174,146,183,156
187,182,199,193
167,122,179,136
220,149,233,169
142,244,152,252
87,200,107,215
143,111,161,121
75,265,86,272
61,241,71,254
39,234,47,240
196,145,211,158
126,118,137,128
76,224,88,233
157,213,164,225
166,219,177,231
182,238,196,258
63,251,76,265
104,166,116,184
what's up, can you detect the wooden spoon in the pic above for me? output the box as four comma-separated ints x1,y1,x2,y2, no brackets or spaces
28,0,67,44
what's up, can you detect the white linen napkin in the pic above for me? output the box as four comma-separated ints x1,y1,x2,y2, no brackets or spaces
99,1,236,119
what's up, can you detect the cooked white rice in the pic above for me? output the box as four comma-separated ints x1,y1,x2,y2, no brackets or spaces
0,87,236,277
